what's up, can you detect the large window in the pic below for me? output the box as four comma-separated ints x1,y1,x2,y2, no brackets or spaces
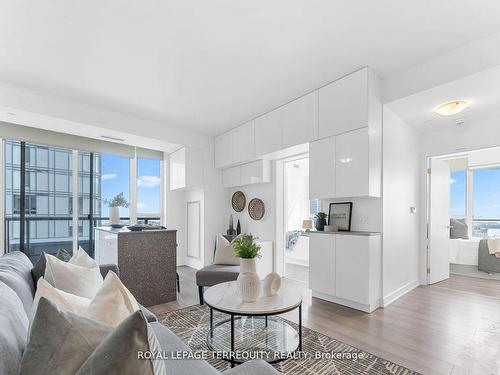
472,167,500,238
3,138,163,260
450,170,466,218
137,158,161,224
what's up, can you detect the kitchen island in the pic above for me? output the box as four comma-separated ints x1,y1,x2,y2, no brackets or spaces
94,227,177,307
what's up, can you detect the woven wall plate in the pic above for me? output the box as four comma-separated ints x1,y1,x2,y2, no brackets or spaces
248,198,265,220
231,191,246,212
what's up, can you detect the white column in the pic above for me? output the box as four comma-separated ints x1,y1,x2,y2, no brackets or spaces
160,154,167,226
129,154,137,224
0,139,4,255
72,150,79,254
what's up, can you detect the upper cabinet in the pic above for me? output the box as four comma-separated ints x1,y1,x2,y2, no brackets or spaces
255,91,318,156
222,160,271,188
319,67,381,138
170,147,204,191
309,137,335,199
214,121,255,169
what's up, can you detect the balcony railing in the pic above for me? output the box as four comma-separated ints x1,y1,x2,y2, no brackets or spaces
472,218,500,239
4,215,161,259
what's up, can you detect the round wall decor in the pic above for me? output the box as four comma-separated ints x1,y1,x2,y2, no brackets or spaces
231,191,246,212
248,198,265,220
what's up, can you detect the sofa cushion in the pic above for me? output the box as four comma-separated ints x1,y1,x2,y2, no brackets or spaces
149,321,219,375
196,264,240,287
20,297,112,375
0,281,29,375
0,251,35,315
31,249,71,284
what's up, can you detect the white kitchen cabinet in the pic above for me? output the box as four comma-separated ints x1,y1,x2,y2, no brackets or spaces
232,120,255,164
214,131,233,169
309,232,381,313
335,234,381,309
222,160,271,188
254,110,283,156
309,233,335,296
222,166,241,188
309,136,335,199
318,67,381,138
335,127,370,198
169,147,204,191
281,91,318,148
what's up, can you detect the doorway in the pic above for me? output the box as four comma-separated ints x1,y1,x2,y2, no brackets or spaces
283,156,312,283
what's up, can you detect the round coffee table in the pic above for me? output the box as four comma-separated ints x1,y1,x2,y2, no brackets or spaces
203,281,302,366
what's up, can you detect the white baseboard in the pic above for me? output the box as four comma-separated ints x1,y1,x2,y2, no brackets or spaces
382,279,419,307
312,291,380,313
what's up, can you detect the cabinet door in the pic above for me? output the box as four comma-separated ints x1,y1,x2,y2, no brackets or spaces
233,121,255,164
169,147,186,190
240,160,270,185
335,235,370,305
282,92,319,148
214,131,233,168
254,110,283,156
335,127,369,198
309,137,335,199
222,166,241,188
318,68,368,138
309,234,335,296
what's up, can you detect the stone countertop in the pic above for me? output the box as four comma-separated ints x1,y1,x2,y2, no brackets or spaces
309,230,382,236
95,226,176,235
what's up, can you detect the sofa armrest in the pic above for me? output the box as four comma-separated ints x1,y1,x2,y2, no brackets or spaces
99,264,119,278
222,360,278,375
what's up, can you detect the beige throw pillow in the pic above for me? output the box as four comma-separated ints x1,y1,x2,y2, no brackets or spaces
44,252,103,299
69,247,100,269
213,235,240,265
32,272,139,327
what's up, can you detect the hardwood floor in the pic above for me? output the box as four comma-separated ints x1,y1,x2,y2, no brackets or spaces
150,267,500,375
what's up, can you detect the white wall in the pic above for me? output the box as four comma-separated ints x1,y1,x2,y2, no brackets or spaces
224,166,276,242
382,108,421,306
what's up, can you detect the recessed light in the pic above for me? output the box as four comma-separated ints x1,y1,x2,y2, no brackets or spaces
434,100,469,116
339,157,352,164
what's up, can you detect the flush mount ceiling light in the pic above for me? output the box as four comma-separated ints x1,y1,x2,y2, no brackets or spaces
434,100,469,116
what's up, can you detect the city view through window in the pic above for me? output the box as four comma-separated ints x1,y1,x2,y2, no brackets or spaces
4,139,161,260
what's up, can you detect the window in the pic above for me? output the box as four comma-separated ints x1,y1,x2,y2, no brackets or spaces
472,167,500,238
450,170,466,218
137,158,161,223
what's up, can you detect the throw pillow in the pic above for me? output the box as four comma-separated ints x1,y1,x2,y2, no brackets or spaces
44,253,103,298
77,309,166,375
69,247,100,269
86,271,140,326
30,278,91,322
213,235,240,265
31,249,71,284
20,297,112,375
31,271,139,327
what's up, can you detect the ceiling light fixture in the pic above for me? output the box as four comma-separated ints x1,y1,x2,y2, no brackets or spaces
434,100,469,116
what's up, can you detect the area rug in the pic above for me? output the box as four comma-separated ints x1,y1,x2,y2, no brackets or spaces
157,305,420,375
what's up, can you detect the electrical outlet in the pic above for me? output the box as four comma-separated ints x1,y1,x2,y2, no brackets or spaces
358,215,369,225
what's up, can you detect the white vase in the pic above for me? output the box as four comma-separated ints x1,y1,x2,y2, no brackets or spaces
109,206,120,226
237,258,260,303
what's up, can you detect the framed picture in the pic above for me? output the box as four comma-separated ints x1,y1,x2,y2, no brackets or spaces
328,202,353,231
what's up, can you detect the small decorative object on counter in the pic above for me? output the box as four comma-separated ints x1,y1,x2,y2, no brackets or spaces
302,219,313,232
227,215,236,235
314,212,328,231
328,202,353,231
233,234,261,303
104,192,129,228
236,219,241,235
262,272,281,297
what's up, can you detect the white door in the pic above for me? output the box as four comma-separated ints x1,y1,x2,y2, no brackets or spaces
429,158,451,284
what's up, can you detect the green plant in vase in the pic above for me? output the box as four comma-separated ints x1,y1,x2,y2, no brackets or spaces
315,212,328,231
232,234,261,303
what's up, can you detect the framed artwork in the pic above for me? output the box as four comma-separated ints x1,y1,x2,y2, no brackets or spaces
328,202,353,231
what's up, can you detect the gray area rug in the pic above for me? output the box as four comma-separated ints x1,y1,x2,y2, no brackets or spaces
158,305,420,375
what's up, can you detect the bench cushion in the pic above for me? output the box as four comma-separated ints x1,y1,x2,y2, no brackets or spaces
196,264,239,287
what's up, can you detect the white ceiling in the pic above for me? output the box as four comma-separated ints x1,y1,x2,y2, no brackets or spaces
386,65,500,133
2,1,500,136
